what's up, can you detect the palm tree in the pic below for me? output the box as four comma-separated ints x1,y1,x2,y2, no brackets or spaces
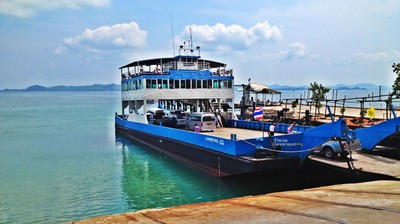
309,81,330,116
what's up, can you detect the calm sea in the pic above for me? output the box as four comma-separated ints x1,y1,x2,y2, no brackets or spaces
0,91,391,224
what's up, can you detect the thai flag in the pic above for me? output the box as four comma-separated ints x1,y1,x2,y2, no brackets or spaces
253,107,263,120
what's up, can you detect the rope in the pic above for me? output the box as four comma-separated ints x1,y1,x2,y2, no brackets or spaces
242,139,317,153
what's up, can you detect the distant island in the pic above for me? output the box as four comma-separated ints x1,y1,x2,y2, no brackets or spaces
0,83,391,92
1,84,121,92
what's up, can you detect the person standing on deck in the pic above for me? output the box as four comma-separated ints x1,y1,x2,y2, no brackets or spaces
195,124,200,133
269,123,275,136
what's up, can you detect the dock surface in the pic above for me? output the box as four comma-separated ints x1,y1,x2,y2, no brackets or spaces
73,180,400,224
309,151,400,179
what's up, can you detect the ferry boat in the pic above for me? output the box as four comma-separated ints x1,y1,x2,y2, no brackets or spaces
115,42,351,177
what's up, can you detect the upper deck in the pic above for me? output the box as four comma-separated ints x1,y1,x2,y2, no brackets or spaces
119,44,229,77
119,44,234,101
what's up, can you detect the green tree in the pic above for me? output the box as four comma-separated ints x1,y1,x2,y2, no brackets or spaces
392,63,400,95
309,81,330,115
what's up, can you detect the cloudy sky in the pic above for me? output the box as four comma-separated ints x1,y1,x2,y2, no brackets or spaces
0,0,399,89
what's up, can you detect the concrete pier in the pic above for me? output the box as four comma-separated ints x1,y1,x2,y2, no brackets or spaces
309,151,400,179
73,180,400,224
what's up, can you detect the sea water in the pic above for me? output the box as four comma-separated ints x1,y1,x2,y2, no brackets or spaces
0,91,391,224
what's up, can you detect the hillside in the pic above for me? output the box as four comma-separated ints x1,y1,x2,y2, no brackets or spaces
2,84,121,92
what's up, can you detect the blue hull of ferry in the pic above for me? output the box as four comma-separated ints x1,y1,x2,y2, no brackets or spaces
115,116,348,176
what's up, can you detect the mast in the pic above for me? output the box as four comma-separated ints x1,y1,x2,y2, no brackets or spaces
190,27,193,54
171,15,175,57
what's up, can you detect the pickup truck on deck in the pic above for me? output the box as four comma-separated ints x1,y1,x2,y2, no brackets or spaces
314,138,361,158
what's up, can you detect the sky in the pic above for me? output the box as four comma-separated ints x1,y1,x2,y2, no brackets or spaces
0,0,399,89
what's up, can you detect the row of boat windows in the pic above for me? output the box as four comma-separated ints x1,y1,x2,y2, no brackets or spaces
122,79,233,91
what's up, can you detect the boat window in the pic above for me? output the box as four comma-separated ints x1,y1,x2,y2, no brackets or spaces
152,79,157,88
202,80,208,89
162,80,168,89
207,80,212,89
213,80,219,89
174,80,180,89
146,79,151,88
197,80,202,89
185,80,191,89
191,80,196,89
222,80,228,89
157,79,162,89
228,80,232,88
138,79,142,89
180,79,186,88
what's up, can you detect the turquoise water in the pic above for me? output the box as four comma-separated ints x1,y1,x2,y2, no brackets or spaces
0,92,391,224
0,92,124,223
0,92,244,223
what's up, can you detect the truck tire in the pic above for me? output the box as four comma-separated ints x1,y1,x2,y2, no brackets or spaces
323,147,335,158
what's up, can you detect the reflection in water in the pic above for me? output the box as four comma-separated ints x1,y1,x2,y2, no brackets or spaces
116,133,395,212
116,134,236,211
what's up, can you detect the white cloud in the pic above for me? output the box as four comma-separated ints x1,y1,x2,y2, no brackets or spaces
0,0,110,17
335,50,400,66
278,42,313,60
58,22,147,54
354,50,400,63
177,21,282,53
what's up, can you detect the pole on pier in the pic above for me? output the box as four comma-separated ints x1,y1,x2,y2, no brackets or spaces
326,105,334,122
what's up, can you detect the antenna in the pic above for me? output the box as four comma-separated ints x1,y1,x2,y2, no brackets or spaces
189,27,193,54
170,14,175,57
